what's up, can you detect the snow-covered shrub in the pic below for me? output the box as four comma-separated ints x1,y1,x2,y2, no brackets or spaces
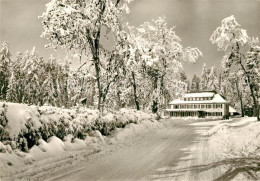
0,102,156,152
0,141,6,152
0,103,9,141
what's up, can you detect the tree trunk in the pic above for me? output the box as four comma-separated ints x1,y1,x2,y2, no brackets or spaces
131,71,140,110
160,75,166,109
152,75,158,114
235,77,244,117
93,56,102,111
239,61,259,120
249,81,259,120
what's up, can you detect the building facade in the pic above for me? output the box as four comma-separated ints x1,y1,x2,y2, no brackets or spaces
165,92,229,118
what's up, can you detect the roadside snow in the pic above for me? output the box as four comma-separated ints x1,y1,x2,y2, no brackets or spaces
162,117,260,181
0,109,162,181
2,103,42,139
178,117,260,180
207,117,258,158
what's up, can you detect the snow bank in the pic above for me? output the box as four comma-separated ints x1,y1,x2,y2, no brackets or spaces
0,105,160,180
109,120,163,144
207,117,256,136
167,117,259,181
207,117,258,158
0,102,156,153
194,117,260,180
0,102,41,139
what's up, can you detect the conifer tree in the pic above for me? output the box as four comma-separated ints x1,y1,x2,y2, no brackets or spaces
0,42,12,100
190,74,200,92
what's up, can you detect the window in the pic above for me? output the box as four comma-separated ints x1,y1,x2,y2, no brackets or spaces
216,104,222,109
207,104,212,109
187,104,190,109
201,104,205,109
216,112,223,116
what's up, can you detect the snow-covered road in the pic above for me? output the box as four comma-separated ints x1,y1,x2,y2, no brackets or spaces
2,115,257,181
50,121,201,181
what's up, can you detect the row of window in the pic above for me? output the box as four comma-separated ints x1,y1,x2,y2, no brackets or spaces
173,104,223,109
184,97,212,101
169,111,223,117
170,111,198,117
206,112,223,116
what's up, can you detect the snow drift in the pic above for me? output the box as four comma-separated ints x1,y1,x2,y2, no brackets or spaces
0,102,156,152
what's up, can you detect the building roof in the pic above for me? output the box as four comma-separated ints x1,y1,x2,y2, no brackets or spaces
229,106,238,113
184,92,214,98
165,108,202,112
169,93,228,104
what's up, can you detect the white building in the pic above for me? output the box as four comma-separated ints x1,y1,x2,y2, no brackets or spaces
165,92,229,118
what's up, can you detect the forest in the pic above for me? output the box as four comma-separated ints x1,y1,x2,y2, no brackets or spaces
0,0,259,119
1,1,260,180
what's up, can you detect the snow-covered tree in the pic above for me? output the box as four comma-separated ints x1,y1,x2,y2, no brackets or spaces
43,72,57,106
220,69,253,117
200,63,209,91
210,15,260,120
128,17,202,113
207,66,219,91
190,74,200,92
199,64,219,92
0,42,12,100
179,71,190,91
246,37,260,102
67,67,96,107
41,0,132,111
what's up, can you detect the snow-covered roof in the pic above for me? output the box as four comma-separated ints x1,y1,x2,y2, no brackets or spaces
165,109,202,112
229,106,237,113
169,93,227,104
184,92,214,98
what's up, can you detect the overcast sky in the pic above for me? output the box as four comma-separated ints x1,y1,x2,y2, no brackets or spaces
1,0,260,79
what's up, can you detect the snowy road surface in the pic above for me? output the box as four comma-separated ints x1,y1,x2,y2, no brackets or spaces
51,121,201,181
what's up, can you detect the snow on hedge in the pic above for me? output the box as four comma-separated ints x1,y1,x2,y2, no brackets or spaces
0,102,156,152
1,102,42,139
0,103,161,179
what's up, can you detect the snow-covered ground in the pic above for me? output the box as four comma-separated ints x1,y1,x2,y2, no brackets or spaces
2,102,260,181
0,102,163,180
170,117,260,181
1,120,165,181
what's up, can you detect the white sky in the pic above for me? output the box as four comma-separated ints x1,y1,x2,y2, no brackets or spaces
1,0,260,79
